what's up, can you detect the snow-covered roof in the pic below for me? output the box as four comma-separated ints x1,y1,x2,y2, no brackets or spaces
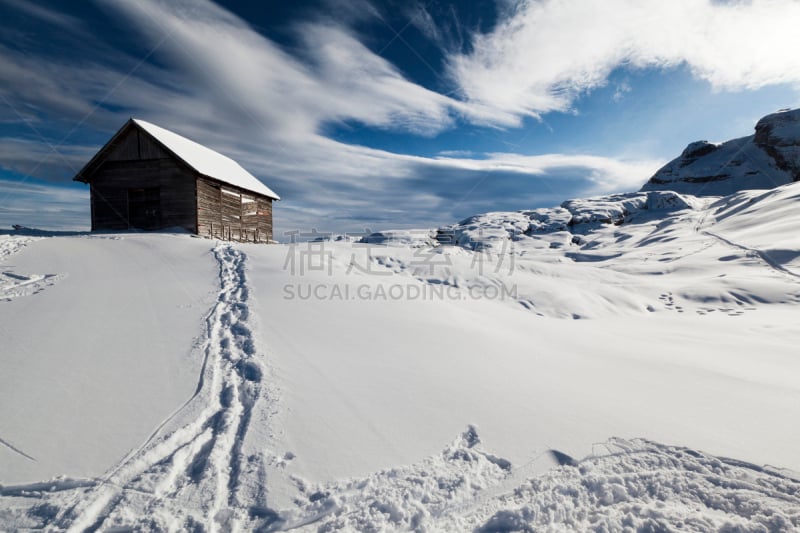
133,119,280,200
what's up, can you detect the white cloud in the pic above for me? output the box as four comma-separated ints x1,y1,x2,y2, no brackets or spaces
439,152,662,192
96,0,460,138
613,81,632,103
448,0,800,120
0,0,666,234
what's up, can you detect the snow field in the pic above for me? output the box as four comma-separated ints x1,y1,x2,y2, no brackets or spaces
2,182,800,530
0,234,216,483
46,244,276,531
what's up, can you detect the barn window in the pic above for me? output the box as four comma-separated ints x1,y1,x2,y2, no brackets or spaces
221,187,241,220
242,194,257,216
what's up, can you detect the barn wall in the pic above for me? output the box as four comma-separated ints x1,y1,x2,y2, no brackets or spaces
106,127,169,161
256,197,273,242
196,176,273,242
221,186,241,237
90,159,197,232
196,177,222,238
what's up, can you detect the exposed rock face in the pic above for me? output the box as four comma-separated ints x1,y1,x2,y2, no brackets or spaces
754,108,800,181
641,108,800,196
680,140,720,161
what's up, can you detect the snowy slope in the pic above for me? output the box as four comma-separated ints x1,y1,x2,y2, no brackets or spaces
2,183,800,530
0,234,216,483
641,108,800,195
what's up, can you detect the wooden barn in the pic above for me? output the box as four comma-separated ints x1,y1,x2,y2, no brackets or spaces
73,118,280,242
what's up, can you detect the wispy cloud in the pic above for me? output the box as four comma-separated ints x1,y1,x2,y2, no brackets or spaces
0,138,98,180
0,177,89,230
437,152,662,194
97,0,459,138
0,46,101,124
0,0,85,33
447,0,800,121
0,0,667,233
83,0,660,232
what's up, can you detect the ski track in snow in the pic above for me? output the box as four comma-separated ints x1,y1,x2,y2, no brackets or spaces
4,430,800,531
44,244,270,531
0,437,36,463
702,229,800,280
1,237,800,530
4,186,800,530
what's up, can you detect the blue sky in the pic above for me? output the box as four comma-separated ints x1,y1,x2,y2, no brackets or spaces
1,0,799,235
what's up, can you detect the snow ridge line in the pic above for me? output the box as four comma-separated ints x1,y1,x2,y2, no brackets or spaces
54,244,267,532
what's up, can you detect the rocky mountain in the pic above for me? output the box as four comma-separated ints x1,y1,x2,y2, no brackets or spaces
641,108,800,195
363,109,800,254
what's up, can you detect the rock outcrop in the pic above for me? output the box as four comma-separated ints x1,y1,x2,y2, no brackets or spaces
754,108,800,181
641,108,800,196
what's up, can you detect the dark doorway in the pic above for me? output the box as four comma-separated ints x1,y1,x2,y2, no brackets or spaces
128,187,160,230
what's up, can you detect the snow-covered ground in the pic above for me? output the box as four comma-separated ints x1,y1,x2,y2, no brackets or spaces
0,234,216,484
2,184,800,530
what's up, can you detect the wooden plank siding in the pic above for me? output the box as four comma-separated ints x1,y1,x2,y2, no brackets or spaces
106,126,169,162
196,177,222,239
196,176,273,242
256,197,273,242
221,187,242,231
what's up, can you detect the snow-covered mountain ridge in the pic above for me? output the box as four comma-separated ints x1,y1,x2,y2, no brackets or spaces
640,108,800,195
423,109,800,255
361,110,800,315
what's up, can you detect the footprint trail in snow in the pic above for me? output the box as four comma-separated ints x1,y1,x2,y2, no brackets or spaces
1,240,800,531
53,244,275,531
